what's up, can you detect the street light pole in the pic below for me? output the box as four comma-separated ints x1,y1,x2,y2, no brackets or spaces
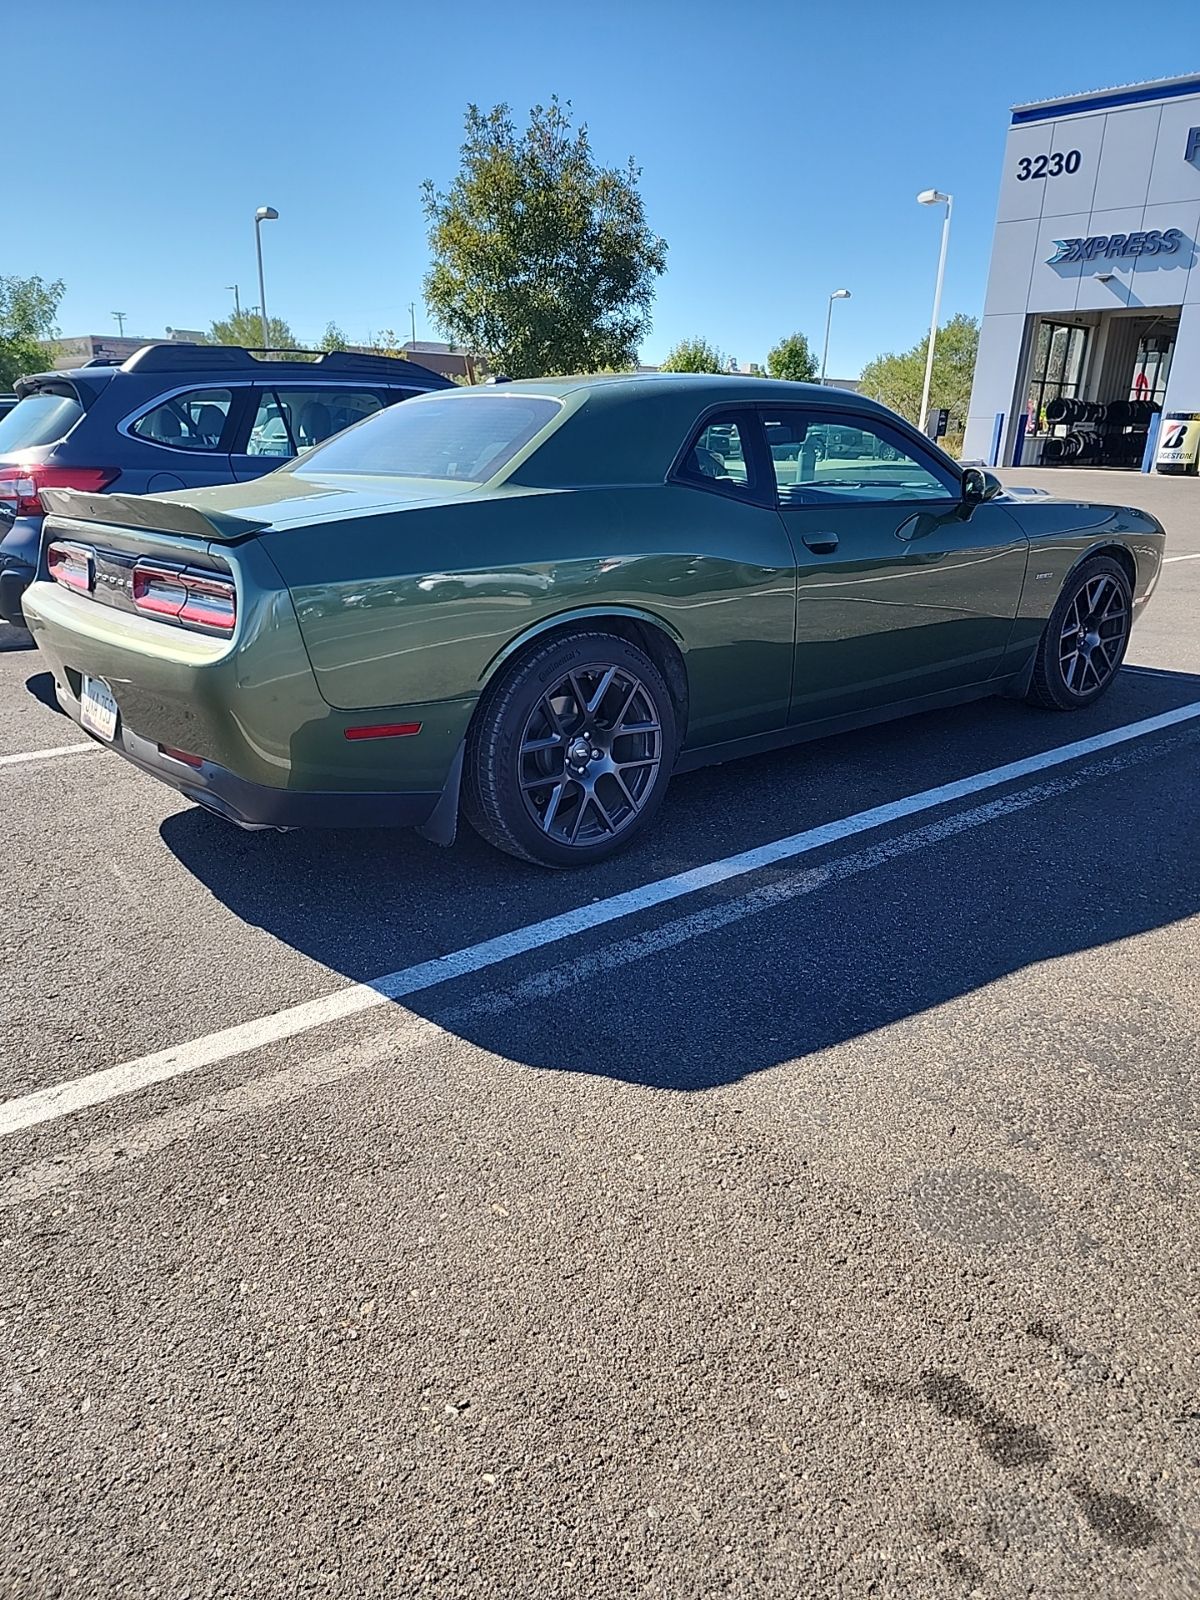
917,189,953,432
112,311,127,337
820,289,851,384
254,206,279,349
226,284,241,318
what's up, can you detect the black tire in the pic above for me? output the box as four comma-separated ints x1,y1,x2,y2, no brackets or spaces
1026,555,1132,710
464,631,678,867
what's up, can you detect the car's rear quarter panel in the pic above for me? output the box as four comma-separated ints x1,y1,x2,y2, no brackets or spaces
265,484,798,746
23,530,469,795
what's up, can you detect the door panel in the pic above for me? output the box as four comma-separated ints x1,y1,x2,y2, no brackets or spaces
760,405,1028,723
779,500,1030,723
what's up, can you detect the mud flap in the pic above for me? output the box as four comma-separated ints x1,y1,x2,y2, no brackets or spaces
416,741,464,847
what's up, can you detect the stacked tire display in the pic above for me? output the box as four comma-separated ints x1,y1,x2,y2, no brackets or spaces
1041,396,1159,467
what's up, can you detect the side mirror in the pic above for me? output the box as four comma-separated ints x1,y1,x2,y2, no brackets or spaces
962,466,988,502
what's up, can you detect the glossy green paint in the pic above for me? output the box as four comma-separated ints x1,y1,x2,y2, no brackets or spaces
23,520,470,795
266,480,796,743
22,374,1166,818
781,497,1030,721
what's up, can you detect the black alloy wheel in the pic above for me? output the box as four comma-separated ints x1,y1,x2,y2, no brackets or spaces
1027,555,1133,710
465,631,677,867
517,664,662,847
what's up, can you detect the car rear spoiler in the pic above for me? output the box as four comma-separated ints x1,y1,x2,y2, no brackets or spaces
40,488,271,542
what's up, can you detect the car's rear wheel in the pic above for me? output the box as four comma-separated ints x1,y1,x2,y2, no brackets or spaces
1026,555,1132,710
464,631,677,867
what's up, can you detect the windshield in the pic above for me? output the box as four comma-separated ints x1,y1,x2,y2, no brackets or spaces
0,388,85,451
290,391,561,483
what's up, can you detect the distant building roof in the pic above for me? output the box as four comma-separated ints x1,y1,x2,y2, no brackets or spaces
42,330,210,371
825,378,861,394
1011,72,1200,124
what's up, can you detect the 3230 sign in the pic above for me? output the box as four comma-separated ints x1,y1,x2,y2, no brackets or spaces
1017,150,1082,180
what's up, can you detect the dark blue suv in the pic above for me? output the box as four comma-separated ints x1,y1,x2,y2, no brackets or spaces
0,342,451,627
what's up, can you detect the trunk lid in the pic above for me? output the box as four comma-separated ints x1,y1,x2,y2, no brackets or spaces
42,469,477,541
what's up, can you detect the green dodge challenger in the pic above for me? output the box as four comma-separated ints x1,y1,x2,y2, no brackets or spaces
22,374,1165,867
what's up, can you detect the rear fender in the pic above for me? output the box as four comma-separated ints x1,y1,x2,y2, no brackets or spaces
478,603,687,687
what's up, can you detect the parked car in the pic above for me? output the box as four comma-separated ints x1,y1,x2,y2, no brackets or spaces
0,343,450,627
22,374,1163,867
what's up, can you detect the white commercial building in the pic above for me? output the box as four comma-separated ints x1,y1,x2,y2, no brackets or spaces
964,74,1200,472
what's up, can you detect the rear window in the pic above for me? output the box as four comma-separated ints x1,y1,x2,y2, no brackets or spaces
130,387,233,452
289,391,561,483
0,389,85,451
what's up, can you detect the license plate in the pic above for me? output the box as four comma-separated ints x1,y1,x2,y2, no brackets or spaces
80,675,119,742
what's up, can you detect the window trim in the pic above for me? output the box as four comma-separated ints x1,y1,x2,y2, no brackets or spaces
121,383,241,456
757,403,962,509
668,405,775,507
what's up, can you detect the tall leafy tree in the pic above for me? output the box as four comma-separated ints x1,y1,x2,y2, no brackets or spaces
0,274,65,388
422,98,668,377
659,337,727,374
858,313,979,426
766,332,818,383
319,321,348,351
208,309,303,352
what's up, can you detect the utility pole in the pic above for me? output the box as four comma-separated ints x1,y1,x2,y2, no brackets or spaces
112,311,127,336
409,301,417,346
226,284,242,318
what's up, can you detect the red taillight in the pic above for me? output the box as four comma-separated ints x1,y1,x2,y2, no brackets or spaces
0,465,117,517
47,541,94,594
157,744,204,768
344,722,423,740
132,563,237,634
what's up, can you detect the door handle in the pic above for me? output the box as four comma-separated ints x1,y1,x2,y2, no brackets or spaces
802,531,839,554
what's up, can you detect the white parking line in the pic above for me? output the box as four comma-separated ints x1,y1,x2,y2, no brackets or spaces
1164,552,1200,563
3,698,1200,1140
0,742,97,768
0,727,1190,1207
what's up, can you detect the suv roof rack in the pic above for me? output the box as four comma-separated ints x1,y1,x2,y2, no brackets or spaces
116,342,452,386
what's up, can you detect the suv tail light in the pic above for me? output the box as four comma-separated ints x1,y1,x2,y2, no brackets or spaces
47,541,94,594
0,465,118,517
132,562,237,634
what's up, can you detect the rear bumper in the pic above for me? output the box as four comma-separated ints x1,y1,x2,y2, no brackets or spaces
55,676,442,830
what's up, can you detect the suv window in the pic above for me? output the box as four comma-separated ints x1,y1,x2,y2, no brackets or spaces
676,411,760,501
130,388,233,451
245,388,384,459
0,388,85,450
763,410,958,505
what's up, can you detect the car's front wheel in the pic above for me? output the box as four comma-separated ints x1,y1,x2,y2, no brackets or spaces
1026,555,1133,710
464,631,677,867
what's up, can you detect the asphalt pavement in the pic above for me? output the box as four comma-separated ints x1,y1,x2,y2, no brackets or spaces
1,469,1198,1598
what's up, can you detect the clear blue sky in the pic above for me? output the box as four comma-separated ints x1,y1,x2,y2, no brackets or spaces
9,0,1193,377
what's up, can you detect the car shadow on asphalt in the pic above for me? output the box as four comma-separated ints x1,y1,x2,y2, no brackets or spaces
159,668,1200,1092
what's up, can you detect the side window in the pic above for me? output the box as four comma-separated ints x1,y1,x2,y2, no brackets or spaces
245,388,384,459
675,411,760,501
762,410,958,505
130,388,233,451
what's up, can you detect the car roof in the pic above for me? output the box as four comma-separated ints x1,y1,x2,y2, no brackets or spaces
492,371,884,413
18,343,452,395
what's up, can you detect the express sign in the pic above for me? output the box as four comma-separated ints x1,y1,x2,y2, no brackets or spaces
1047,228,1184,265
